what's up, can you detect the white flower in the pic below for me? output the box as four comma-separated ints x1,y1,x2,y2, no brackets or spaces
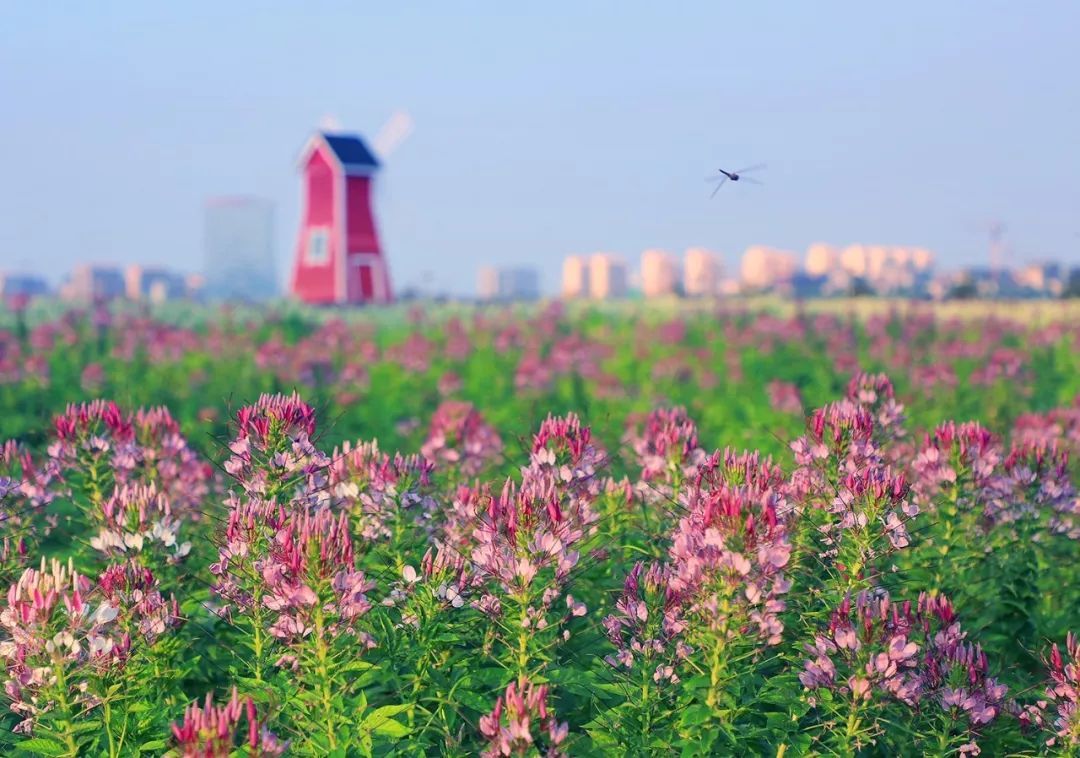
90,530,125,552
445,585,465,608
92,603,119,625
88,635,113,657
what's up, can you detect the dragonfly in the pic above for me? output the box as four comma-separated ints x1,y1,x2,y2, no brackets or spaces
707,164,766,197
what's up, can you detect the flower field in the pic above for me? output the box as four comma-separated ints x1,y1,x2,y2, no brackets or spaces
1,300,1080,756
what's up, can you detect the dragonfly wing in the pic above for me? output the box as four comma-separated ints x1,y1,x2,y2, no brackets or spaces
710,177,728,197
734,163,766,174
741,176,764,185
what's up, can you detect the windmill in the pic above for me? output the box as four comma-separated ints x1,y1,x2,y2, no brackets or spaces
289,111,413,305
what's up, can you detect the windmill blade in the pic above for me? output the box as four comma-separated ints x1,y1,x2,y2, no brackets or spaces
710,177,728,197
319,114,343,132
373,110,414,159
735,163,766,174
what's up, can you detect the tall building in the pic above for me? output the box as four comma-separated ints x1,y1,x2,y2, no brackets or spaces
478,266,500,300
125,265,187,304
562,255,590,298
683,247,722,297
478,266,540,301
804,243,840,277
61,265,126,302
588,254,628,300
740,246,797,290
640,249,678,298
204,196,277,302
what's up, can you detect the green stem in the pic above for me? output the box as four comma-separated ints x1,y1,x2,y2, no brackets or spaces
103,697,118,758
516,591,530,679
312,605,337,750
51,662,81,758
640,667,652,742
842,700,861,758
705,609,730,718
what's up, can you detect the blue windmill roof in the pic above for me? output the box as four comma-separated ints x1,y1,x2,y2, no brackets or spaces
320,133,380,172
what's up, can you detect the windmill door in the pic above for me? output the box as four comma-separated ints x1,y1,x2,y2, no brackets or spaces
349,255,378,302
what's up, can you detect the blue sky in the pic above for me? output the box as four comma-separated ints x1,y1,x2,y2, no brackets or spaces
1,2,1078,294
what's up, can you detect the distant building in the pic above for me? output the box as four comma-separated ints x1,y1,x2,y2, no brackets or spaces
588,254,628,300
0,273,49,300
125,265,187,304
790,272,827,298
840,245,869,278
740,246,798,290
640,249,678,298
825,244,935,295
1014,262,1065,296
62,265,126,302
477,266,540,302
804,243,840,277
478,266,500,300
204,196,278,302
683,247,722,297
562,255,591,298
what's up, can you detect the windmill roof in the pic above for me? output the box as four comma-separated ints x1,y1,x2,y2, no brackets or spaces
320,133,380,172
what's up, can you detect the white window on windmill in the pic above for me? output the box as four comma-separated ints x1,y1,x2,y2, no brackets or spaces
306,227,330,265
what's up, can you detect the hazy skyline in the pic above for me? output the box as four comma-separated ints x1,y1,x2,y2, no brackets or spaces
2,2,1078,295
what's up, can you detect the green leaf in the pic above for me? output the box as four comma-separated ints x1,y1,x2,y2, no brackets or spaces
370,718,410,738
679,704,713,728
361,703,412,729
15,737,69,757
138,740,168,752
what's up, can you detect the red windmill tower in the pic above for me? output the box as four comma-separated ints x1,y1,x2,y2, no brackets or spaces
290,115,410,305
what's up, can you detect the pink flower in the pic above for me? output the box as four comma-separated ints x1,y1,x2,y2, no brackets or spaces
421,401,503,476
170,688,287,757
478,678,568,758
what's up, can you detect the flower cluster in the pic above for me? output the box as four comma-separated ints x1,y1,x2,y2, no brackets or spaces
263,508,375,646
470,478,584,611
129,406,213,516
526,413,604,528
0,441,58,580
846,371,905,443
668,453,792,646
382,545,474,627
994,440,1077,537
170,688,287,757
1032,631,1080,748
801,591,1006,732
766,380,803,415
789,399,879,504
49,402,211,518
478,678,569,758
822,465,918,564
421,400,504,476
89,482,192,567
327,439,436,541
911,421,1001,514
788,392,918,583
623,407,705,492
0,559,180,734
225,393,328,498
212,502,375,652
603,562,688,682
